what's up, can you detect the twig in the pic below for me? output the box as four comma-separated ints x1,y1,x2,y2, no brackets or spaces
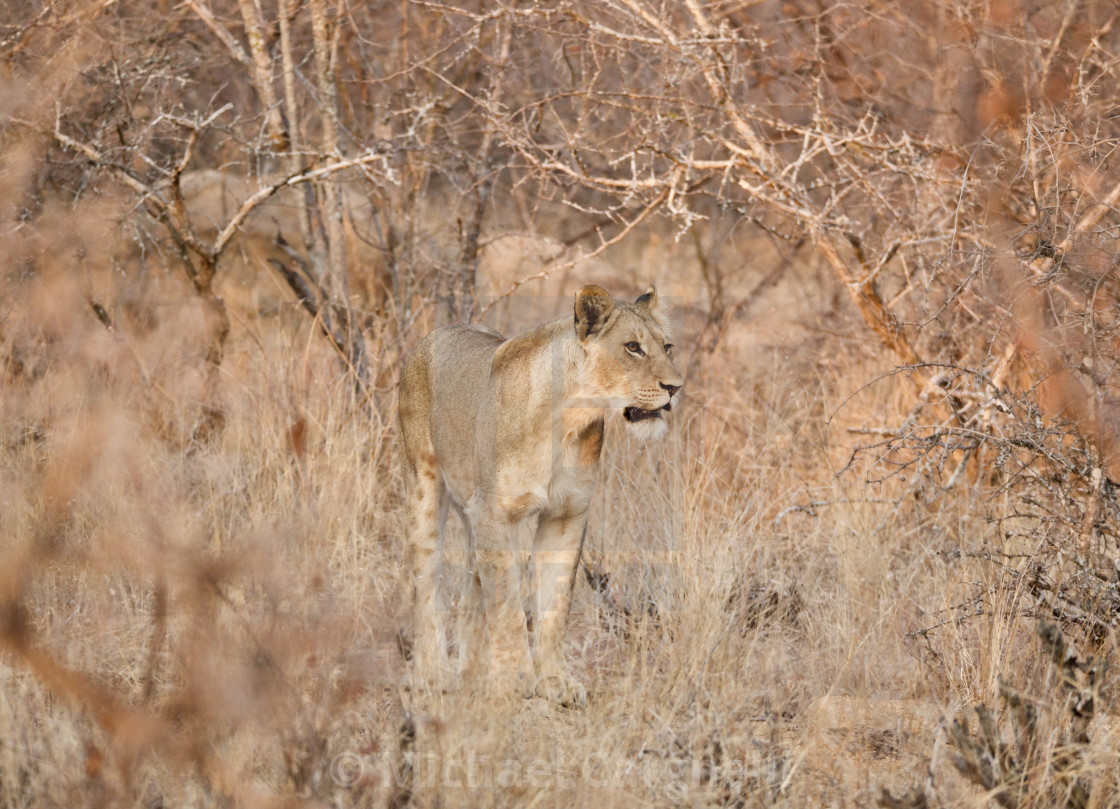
479,187,670,317
183,0,251,66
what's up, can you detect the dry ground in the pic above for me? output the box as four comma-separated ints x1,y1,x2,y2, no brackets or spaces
2,201,1118,809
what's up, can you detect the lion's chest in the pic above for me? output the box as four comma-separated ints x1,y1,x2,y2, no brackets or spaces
491,418,603,522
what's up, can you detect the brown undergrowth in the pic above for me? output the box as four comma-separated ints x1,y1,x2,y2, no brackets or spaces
4,210,1112,808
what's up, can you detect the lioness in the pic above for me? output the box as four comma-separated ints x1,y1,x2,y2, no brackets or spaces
398,285,682,707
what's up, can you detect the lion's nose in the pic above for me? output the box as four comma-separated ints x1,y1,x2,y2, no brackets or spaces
660,382,680,397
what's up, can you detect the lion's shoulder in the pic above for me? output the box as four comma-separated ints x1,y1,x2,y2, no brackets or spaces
491,318,569,378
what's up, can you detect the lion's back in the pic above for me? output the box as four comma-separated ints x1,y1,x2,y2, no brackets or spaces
398,325,506,492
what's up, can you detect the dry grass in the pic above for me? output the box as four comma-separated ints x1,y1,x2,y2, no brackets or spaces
3,31,1120,798
4,192,1116,809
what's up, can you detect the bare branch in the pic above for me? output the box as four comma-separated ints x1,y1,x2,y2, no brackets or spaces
479,187,670,317
184,0,252,66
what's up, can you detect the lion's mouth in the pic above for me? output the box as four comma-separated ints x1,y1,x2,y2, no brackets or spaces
623,402,672,423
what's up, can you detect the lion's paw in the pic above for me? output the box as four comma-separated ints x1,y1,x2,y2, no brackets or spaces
533,672,587,709
410,667,458,696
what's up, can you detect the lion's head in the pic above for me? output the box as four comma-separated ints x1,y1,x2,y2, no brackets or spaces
572,285,683,439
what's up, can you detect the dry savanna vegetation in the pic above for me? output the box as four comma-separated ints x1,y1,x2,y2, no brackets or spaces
3,0,1120,806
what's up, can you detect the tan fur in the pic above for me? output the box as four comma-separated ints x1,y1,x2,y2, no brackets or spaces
398,286,682,706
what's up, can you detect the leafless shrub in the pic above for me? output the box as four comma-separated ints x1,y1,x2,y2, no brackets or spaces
940,622,1106,809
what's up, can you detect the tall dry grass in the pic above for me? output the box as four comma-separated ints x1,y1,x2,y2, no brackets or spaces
4,187,1115,809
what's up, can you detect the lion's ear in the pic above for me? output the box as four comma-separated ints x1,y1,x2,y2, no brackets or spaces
574,285,615,339
635,285,659,311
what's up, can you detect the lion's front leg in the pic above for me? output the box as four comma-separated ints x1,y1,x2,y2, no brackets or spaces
530,512,588,708
474,507,534,692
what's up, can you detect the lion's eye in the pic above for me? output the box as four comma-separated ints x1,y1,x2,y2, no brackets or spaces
625,341,644,356
664,344,674,356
